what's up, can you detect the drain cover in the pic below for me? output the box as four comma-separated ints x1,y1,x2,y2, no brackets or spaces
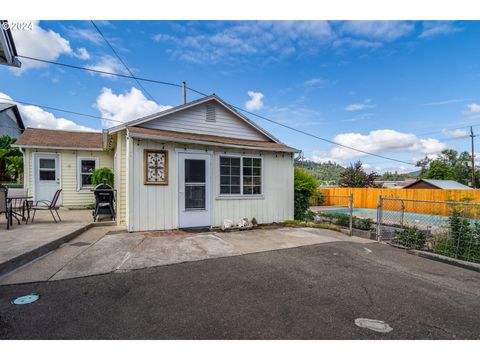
355,318,393,333
69,242,91,247
11,294,40,305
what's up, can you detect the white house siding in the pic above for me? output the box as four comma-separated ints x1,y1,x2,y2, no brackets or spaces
139,100,270,142
24,148,114,208
128,137,294,232
114,131,128,226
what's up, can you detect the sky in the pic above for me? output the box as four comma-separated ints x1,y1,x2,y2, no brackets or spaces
1,20,480,174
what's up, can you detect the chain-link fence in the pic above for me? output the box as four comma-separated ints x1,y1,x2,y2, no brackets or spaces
377,196,480,263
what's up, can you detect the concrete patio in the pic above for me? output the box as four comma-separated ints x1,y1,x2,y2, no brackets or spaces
0,209,99,275
0,226,373,284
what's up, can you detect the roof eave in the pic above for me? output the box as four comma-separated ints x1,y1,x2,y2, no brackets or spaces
12,144,105,151
127,130,298,153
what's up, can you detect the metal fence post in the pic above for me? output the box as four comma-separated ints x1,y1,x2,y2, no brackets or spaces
376,195,383,241
400,199,405,229
349,193,353,236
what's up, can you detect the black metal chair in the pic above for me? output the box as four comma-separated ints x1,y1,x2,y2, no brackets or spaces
30,189,62,223
0,187,11,229
93,183,116,222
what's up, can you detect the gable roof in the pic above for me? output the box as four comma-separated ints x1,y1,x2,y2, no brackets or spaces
14,128,104,150
0,103,25,132
127,126,297,153
403,179,473,190
108,94,283,144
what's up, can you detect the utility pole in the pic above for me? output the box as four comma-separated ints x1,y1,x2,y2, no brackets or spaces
471,126,476,188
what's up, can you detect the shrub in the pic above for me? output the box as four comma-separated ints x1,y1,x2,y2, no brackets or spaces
294,168,319,221
394,226,427,249
355,218,374,231
91,167,114,187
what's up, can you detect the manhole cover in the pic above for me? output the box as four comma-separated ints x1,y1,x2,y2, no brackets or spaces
11,294,40,305
355,318,393,333
69,242,91,247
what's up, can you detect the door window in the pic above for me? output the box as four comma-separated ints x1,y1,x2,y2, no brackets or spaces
39,158,56,181
184,159,206,210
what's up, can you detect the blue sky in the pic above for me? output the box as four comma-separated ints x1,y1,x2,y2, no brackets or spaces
2,20,480,173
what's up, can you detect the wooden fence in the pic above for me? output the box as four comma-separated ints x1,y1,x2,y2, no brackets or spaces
318,188,480,217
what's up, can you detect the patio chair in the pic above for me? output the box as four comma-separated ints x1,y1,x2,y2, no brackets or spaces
30,189,62,224
7,188,29,224
0,187,11,229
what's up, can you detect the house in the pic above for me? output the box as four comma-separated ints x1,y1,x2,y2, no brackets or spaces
403,179,473,190
0,103,25,138
0,21,21,67
14,95,297,231
372,179,416,188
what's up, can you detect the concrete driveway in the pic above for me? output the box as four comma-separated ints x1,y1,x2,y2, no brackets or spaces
0,226,372,284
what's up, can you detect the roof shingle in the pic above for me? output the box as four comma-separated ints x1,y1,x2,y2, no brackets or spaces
14,128,103,149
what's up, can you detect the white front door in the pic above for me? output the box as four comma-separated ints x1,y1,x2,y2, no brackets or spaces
35,154,61,204
178,152,211,228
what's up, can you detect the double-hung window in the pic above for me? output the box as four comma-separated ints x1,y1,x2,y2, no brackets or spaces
220,156,262,196
78,157,98,190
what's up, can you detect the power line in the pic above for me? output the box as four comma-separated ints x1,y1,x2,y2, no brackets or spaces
13,56,416,165
90,20,157,102
17,55,183,89
0,96,125,126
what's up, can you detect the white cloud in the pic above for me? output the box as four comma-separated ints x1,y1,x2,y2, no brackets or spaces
419,21,462,39
65,26,103,44
0,92,97,132
74,47,90,60
10,20,72,73
423,98,469,106
467,103,480,113
345,99,376,112
245,91,264,111
332,37,383,49
95,87,171,127
312,129,447,163
87,55,125,77
340,21,415,41
442,128,469,138
303,78,328,88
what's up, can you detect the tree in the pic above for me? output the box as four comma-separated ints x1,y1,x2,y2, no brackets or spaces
0,135,22,182
424,160,454,180
338,161,378,188
294,168,319,220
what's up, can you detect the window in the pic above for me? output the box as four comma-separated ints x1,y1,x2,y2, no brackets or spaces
78,158,98,190
219,156,261,196
39,158,56,180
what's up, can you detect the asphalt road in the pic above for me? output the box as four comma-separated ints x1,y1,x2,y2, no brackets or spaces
0,241,479,339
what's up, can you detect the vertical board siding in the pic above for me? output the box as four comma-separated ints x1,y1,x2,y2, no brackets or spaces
25,148,113,208
115,131,127,225
129,138,294,232
140,100,270,142
320,187,480,216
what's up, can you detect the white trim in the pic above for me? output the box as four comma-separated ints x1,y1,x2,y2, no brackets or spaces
128,131,297,153
218,153,264,198
76,156,99,191
13,144,104,151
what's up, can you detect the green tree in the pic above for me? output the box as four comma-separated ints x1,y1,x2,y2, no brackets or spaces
424,160,454,180
294,168,319,220
0,135,22,182
338,161,378,188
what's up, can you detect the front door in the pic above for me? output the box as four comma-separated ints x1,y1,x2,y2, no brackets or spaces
35,154,61,204
178,152,211,228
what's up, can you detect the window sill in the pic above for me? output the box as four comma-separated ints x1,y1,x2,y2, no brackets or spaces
77,187,94,192
216,195,264,200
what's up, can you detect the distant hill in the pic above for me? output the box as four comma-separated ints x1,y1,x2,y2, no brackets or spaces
295,160,345,185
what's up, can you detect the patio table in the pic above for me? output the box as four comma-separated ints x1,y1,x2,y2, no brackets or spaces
7,195,32,226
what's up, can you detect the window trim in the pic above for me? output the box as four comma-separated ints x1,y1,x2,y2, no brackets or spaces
218,154,263,198
77,156,99,191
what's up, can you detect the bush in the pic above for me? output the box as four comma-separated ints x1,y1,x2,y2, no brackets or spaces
294,168,319,221
91,167,114,187
355,218,374,231
394,226,427,249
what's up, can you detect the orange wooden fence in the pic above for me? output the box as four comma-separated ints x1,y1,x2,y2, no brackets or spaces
318,188,480,217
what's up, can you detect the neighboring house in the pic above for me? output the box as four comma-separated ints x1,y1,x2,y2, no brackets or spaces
0,103,25,138
14,95,298,231
373,179,416,188
403,179,473,190
0,20,21,67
